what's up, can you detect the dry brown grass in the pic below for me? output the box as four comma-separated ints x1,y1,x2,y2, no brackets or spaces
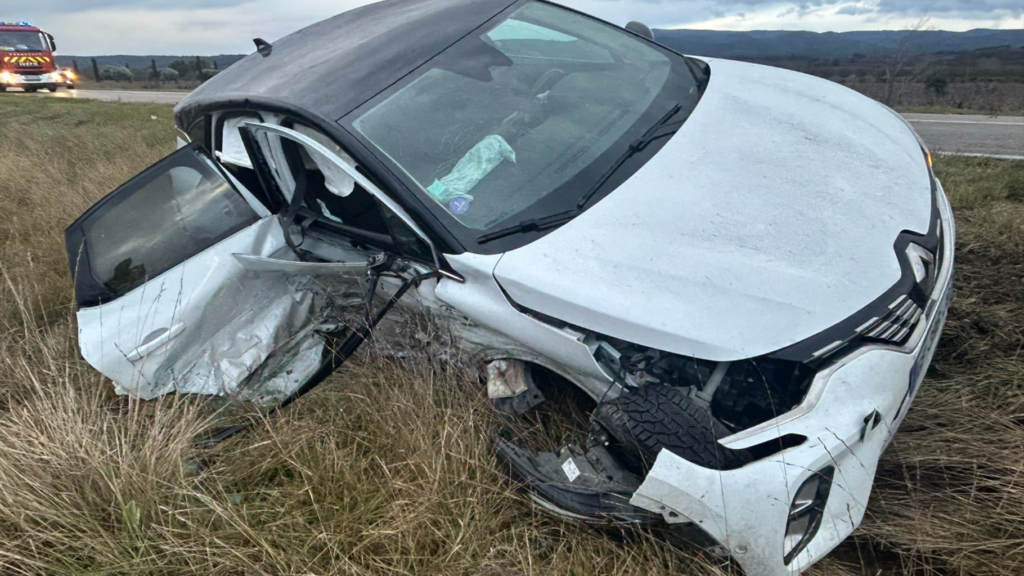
0,94,1022,575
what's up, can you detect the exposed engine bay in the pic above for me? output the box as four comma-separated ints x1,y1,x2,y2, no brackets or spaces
491,335,815,533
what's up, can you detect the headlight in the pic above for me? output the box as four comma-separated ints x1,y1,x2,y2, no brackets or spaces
65,71,75,80
0,71,11,83
51,72,63,81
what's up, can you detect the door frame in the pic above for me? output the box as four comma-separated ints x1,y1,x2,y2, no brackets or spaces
241,122,442,269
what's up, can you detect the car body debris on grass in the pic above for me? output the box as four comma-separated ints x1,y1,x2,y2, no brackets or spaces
64,1,954,574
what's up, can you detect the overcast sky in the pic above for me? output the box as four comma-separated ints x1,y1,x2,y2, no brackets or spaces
19,0,1024,55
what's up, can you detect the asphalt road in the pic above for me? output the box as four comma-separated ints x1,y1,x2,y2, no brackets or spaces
5,88,1023,159
903,113,1024,160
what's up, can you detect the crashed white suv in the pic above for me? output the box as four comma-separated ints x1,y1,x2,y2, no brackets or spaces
65,1,954,574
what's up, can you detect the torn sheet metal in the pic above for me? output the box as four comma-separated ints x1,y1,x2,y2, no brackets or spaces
76,217,326,403
236,330,325,405
167,281,319,399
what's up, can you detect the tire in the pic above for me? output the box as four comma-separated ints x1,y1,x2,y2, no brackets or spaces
593,385,752,471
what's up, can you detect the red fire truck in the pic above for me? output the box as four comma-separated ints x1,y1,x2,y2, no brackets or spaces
0,21,68,92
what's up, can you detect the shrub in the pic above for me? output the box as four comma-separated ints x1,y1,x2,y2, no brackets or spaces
99,65,133,82
198,68,220,81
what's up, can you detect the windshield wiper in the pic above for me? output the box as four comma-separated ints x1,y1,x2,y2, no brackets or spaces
477,209,579,245
576,103,683,211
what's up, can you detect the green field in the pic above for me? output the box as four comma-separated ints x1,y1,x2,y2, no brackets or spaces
1,96,1023,575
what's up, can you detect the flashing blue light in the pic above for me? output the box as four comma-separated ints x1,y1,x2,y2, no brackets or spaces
1,20,34,27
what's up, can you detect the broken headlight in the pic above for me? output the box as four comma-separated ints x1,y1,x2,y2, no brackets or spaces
592,335,816,433
783,466,835,565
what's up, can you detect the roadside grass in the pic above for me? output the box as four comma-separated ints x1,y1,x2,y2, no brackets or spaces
0,96,1022,575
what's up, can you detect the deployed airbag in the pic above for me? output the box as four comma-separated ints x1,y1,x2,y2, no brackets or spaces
427,134,516,204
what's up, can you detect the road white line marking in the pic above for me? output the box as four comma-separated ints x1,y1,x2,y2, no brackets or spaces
938,152,1024,161
908,119,1023,126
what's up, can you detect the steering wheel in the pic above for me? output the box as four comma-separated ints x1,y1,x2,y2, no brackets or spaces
530,68,566,97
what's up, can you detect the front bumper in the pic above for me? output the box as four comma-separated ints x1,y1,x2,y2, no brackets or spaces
1,72,61,90
630,181,955,576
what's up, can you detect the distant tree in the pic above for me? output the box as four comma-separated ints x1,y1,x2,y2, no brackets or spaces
213,60,219,71
925,75,949,96
168,59,192,79
883,16,933,106
150,59,159,81
159,68,179,82
72,60,80,76
99,65,133,82
194,55,204,75
198,68,220,81
91,58,101,82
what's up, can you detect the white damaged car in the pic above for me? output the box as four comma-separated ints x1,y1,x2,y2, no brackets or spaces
65,1,954,574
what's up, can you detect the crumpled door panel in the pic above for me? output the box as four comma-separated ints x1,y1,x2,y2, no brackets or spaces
76,217,328,402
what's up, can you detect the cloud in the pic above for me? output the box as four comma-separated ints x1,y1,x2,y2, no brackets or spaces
19,0,1024,54
836,4,875,16
31,0,248,9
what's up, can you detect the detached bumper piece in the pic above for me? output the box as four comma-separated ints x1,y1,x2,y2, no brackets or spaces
495,439,658,525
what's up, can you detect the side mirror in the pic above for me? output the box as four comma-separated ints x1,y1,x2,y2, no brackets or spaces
46,33,56,51
625,21,654,41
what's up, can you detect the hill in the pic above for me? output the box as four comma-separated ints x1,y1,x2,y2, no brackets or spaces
54,54,246,71
652,28,1024,58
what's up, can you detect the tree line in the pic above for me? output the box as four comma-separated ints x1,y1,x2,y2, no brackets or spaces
72,55,221,84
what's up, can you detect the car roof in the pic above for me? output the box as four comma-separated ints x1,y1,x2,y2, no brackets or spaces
175,0,517,128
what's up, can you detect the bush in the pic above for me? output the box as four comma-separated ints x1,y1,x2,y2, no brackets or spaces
198,68,220,81
159,68,179,82
99,65,133,82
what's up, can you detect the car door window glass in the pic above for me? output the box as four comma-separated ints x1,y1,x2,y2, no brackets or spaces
68,146,258,306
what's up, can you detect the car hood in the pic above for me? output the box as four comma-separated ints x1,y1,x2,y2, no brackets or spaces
493,58,933,361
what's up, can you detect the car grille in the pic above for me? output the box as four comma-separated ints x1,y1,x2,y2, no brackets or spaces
857,295,923,346
811,218,943,360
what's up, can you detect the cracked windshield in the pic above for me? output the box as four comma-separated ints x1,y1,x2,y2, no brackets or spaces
352,1,675,230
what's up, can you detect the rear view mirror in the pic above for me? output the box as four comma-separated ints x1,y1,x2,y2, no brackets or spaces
46,33,56,50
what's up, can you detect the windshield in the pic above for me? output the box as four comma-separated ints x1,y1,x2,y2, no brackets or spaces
348,1,701,248
0,30,47,52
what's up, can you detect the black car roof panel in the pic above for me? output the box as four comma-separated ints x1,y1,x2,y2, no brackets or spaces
175,0,517,125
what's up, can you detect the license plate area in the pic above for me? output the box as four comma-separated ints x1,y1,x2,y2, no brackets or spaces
892,284,953,432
